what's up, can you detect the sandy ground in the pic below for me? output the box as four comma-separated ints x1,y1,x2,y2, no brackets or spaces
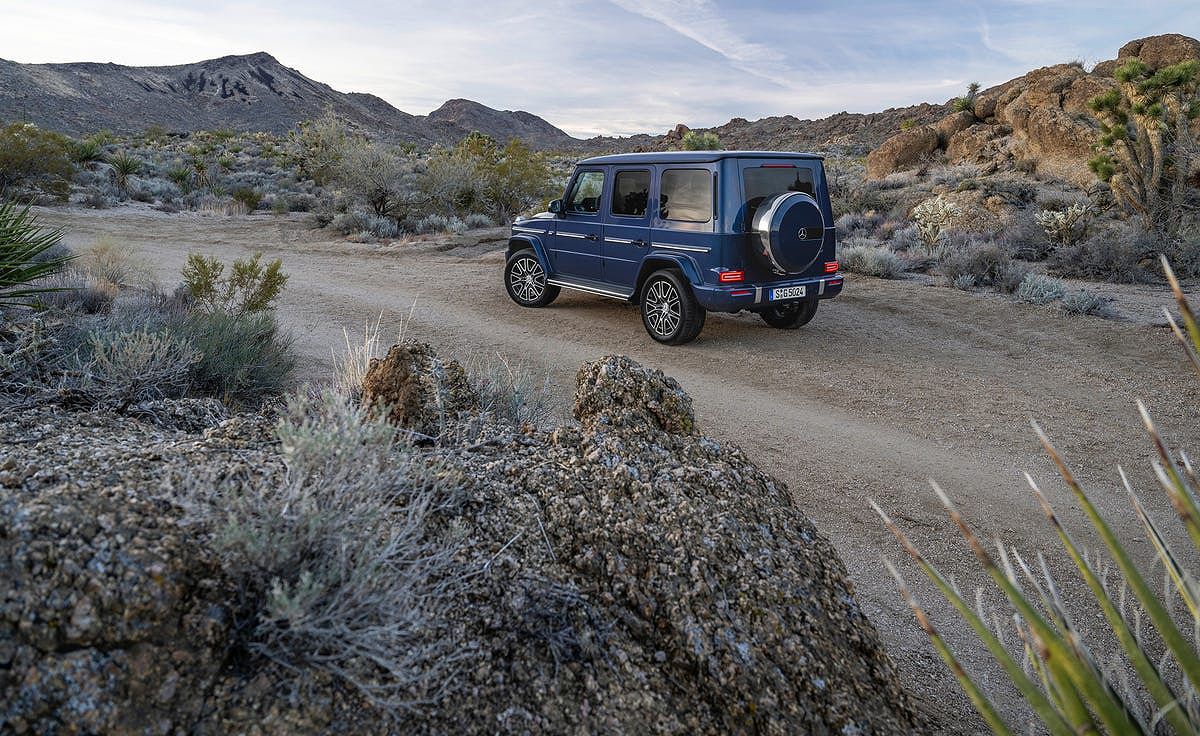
37,205,1200,733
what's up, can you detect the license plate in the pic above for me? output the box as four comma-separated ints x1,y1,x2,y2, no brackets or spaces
770,285,806,301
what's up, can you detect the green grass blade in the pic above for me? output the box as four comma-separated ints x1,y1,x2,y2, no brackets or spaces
872,499,1077,736
1031,472,1196,736
1034,422,1200,695
1123,467,1200,623
884,559,1014,736
1163,256,1200,350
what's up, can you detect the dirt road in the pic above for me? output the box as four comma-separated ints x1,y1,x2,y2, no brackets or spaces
43,207,1200,732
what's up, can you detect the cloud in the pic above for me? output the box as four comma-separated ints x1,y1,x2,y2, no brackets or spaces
606,0,793,87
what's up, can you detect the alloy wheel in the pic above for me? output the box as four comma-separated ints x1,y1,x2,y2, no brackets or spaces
509,256,545,303
644,279,682,338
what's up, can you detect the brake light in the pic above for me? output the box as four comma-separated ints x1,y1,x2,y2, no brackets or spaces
760,164,796,168
824,261,839,273
718,270,744,283
827,278,843,286
729,289,753,297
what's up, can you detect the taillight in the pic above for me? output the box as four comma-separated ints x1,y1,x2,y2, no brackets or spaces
824,261,839,273
729,289,753,297
718,270,744,283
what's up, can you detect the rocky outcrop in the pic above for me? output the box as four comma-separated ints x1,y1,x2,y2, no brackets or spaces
2,346,922,733
867,124,940,178
867,34,1200,186
361,341,478,435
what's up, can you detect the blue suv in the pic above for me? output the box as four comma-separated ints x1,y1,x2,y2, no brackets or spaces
503,151,842,344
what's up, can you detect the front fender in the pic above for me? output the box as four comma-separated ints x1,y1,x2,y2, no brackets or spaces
507,235,551,273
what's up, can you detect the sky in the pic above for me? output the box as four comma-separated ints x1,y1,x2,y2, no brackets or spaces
0,0,1196,138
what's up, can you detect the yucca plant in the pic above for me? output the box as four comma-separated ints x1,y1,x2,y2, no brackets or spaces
876,255,1200,734
106,152,142,195
0,200,72,307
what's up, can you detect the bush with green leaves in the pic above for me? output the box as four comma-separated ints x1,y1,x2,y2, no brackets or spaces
288,110,350,185
0,123,73,201
0,201,71,307
174,309,295,405
180,252,288,315
1088,57,1199,234
105,152,143,196
952,81,981,113
876,258,1200,735
74,328,199,409
1049,222,1156,283
938,236,1028,292
231,187,263,212
180,389,465,713
680,130,721,150
1015,273,1067,304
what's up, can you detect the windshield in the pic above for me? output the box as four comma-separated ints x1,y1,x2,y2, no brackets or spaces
741,166,815,230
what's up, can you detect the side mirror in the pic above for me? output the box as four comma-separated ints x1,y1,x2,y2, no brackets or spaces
548,199,563,215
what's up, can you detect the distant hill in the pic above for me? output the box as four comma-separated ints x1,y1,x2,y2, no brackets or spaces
0,52,577,148
0,49,951,155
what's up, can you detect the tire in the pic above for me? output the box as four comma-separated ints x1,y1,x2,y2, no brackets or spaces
505,249,559,307
759,299,818,329
640,269,705,345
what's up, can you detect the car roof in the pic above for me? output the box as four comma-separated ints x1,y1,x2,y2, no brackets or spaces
578,150,824,165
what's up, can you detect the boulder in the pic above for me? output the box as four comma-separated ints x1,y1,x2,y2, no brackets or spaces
573,355,696,436
361,340,478,435
664,123,690,142
1118,33,1200,69
866,124,939,178
934,110,976,145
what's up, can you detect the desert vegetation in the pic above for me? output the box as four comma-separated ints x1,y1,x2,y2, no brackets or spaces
877,259,1200,734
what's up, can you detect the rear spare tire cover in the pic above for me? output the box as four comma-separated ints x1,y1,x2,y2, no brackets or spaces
751,192,826,275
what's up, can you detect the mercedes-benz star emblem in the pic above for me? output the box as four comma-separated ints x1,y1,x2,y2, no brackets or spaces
797,227,809,239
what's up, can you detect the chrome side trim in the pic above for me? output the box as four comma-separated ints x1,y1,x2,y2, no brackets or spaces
605,237,634,244
653,242,710,254
558,232,587,240
547,279,632,300
512,226,544,235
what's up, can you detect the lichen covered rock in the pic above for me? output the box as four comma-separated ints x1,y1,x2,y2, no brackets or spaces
361,340,478,435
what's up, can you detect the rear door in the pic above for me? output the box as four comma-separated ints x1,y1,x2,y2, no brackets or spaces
602,168,651,288
548,168,605,280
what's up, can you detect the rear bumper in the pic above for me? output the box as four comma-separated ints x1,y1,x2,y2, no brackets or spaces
693,274,843,313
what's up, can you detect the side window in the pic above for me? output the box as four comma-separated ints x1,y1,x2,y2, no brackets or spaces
611,170,650,217
660,169,712,222
566,170,605,214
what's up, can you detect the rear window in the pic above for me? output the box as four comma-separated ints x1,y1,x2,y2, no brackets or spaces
742,166,815,229
660,169,712,222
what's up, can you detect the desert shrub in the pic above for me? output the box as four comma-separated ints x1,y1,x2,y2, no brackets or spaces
414,213,452,234
877,260,1200,735
938,237,1027,292
0,123,73,200
1034,201,1092,248
35,271,117,314
421,134,552,223
1060,288,1114,318
467,353,556,427
74,328,199,409
181,252,288,315
951,81,981,112
182,390,464,712
165,165,194,192
289,111,350,185
1015,273,1066,304
68,137,105,166
1048,223,1155,283
462,213,495,229
1004,207,1054,260
174,309,295,405
911,197,962,253
330,211,399,239
835,211,885,238
0,201,71,307
232,187,263,211
841,240,906,279
931,164,979,188
1163,224,1200,278
951,274,976,290
335,138,419,218
680,130,721,150
887,224,923,252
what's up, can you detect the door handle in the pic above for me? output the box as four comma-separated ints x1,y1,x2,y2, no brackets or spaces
585,233,599,241
632,239,646,247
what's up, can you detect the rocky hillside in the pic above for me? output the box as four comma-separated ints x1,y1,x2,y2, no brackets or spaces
0,52,577,148
578,101,951,156
0,333,925,733
867,34,1200,186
